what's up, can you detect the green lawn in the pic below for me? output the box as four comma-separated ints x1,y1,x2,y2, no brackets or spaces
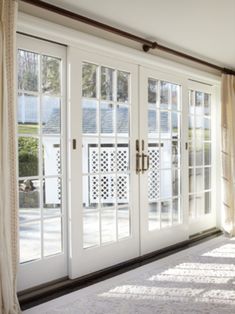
18,124,38,134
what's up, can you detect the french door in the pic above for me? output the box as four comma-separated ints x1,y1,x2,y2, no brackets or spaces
188,80,216,235
17,35,67,291
139,68,189,255
17,38,217,289
69,49,191,278
69,49,140,278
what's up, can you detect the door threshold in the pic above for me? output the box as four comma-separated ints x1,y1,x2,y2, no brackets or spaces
19,227,222,310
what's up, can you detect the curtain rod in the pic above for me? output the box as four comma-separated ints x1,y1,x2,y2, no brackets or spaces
21,0,235,76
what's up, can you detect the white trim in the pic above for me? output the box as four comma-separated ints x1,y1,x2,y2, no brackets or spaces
17,12,221,87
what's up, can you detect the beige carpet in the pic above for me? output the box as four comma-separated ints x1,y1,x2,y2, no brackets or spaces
24,236,235,314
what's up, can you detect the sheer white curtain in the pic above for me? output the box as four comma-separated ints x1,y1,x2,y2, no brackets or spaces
221,74,235,236
0,0,21,313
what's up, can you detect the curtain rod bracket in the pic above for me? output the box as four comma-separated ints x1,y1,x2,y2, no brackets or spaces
142,42,158,52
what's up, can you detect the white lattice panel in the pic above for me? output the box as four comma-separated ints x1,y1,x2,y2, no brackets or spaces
88,144,129,204
148,146,160,201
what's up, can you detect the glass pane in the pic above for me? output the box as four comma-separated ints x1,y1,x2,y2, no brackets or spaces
18,50,39,92
42,96,60,134
195,116,204,140
82,63,97,98
196,168,203,193
101,208,116,244
19,179,40,209
101,174,116,207
20,222,41,263
118,207,130,239
195,138,203,166
82,99,97,134
42,55,61,95
161,200,171,228
43,207,61,217
204,93,211,116
204,117,211,140
189,195,195,219
148,202,160,230
205,192,211,214
44,218,62,257
204,167,211,190
160,169,172,199
83,210,99,248
83,175,99,209
196,193,204,216
160,111,170,138
172,112,180,139
160,141,171,169
173,198,180,224
117,104,129,135
160,81,169,109
189,169,195,193
100,102,114,134
43,137,60,176
43,178,61,209
148,79,157,104
117,139,129,172
195,91,203,115
204,142,211,165
172,169,179,197
117,174,129,205
148,170,160,202
19,208,40,223
171,84,179,111
100,139,115,173
172,141,180,168
188,115,194,140
83,138,99,174
101,67,114,101
148,143,160,170
148,108,158,134
18,93,39,134
117,71,129,103
18,137,39,177
188,142,194,167
189,90,194,115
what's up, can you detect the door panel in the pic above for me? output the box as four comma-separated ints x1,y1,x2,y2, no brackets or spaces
17,34,67,291
188,81,216,235
69,48,139,278
139,67,189,255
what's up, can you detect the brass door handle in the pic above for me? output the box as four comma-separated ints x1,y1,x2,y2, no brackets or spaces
136,153,142,173
142,153,150,173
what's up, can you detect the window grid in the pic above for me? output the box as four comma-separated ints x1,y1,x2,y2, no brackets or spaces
148,79,182,231
18,49,63,263
82,62,131,249
188,90,212,219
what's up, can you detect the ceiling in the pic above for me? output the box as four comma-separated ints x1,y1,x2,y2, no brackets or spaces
40,0,235,69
